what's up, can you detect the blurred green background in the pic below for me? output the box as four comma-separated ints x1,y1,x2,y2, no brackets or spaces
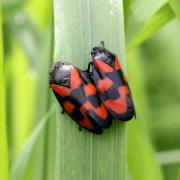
1,0,180,180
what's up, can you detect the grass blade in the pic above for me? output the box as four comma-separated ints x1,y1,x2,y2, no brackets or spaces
127,50,164,180
0,7,9,180
128,113,164,180
10,106,55,180
168,0,180,19
20,1,54,180
2,0,26,17
125,0,166,44
128,3,175,50
157,150,180,165
123,0,133,28
6,45,37,158
54,0,127,179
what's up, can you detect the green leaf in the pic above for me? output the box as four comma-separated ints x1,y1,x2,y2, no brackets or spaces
54,0,127,179
123,0,133,28
5,44,37,158
17,1,54,179
0,6,9,180
168,0,180,19
127,50,164,180
157,150,180,165
128,3,175,50
128,115,164,180
125,0,166,44
10,106,55,180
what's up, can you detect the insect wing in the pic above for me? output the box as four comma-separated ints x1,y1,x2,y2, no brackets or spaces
49,61,111,134
91,47,135,121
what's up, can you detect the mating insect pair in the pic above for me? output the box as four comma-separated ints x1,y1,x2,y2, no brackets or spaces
49,46,135,134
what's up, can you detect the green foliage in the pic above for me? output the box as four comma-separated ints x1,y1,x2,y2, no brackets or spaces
128,3,175,50
177,168,180,180
10,106,55,180
2,0,54,180
123,0,133,28
0,6,9,180
127,50,163,180
125,0,166,45
1,0,180,180
168,0,180,19
136,20,180,179
128,119,163,180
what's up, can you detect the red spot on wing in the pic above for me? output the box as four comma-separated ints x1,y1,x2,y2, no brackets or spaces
98,78,113,93
120,86,129,94
63,101,75,114
51,84,71,97
70,68,82,90
114,57,121,70
94,60,113,73
78,106,94,130
83,83,97,96
83,101,108,120
104,86,129,114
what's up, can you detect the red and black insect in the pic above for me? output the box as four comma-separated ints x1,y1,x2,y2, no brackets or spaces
90,46,135,121
49,61,112,134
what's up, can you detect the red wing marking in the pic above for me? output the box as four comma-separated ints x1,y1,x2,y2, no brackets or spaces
83,83,97,96
94,60,113,73
104,86,129,114
70,68,82,90
120,86,130,94
63,101,75,114
51,84,71,97
79,106,94,130
82,101,108,120
114,57,121,70
98,78,113,93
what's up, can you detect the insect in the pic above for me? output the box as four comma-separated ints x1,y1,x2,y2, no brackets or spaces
49,61,112,134
89,46,136,121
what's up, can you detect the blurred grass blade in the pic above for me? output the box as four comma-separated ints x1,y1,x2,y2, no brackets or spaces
9,13,41,68
54,0,127,179
168,0,180,19
123,0,133,28
20,1,54,179
2,0,26,17
125,0,166,45
128,3,175,50
157,150,180,165
10,106,55,180
0,7,9,180
6,45,37,158
127,50,163,180
128,111,164,180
